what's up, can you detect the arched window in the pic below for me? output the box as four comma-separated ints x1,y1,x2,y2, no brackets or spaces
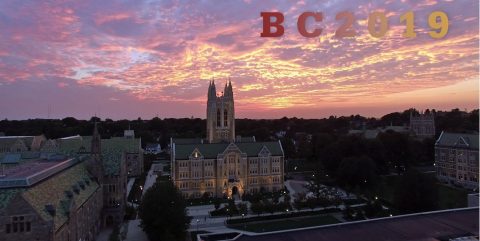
217,109,221,127
224,109,228,127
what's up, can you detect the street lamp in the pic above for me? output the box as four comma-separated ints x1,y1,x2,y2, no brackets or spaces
196,219,199,231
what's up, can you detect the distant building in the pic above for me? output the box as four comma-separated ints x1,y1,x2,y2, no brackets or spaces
347,110,435,140
171,80,285,199
348,125,409,139
0,135,47,153
410,111,435,139
145,143,161,154
435,132,479,189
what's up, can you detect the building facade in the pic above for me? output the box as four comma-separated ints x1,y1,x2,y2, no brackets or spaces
435,131,479,189
410,111,435,139
206,80,235,143
171,81,285,199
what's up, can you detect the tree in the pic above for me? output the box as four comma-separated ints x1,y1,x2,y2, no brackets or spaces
250,201,264,216
213,199,221,210
293,193,307,210
337,156,377,193
237,202,248,215
306,197,317,211
393,170,439,213
138,181,191,241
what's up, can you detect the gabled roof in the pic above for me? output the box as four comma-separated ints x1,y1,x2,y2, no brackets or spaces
435,132,479,150
173,141,283,160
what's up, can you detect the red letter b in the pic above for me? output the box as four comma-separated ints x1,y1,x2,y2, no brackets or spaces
261,12,285,37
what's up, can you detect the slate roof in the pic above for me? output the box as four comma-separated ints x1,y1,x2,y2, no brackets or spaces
435,132,479,150
0,188,23,210
56,136,141,175
173,141,283,160
0,162,100,231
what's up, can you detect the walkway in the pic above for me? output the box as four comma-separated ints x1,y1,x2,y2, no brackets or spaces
125,219,149,241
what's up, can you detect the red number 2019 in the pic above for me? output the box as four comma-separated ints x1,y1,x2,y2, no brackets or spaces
261,11,449,39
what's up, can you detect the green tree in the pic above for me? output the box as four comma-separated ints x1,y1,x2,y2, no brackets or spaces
250,201,264,216
237,202,248,215
138,181,191,241
213,199,221,210
393,170,439,213
337,156,377,193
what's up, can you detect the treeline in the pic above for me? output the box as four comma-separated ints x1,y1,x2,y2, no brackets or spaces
0,108,477,152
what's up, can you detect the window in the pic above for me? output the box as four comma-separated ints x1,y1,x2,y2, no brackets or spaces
224,109,228,126
217,109,221,127
8,216,30,233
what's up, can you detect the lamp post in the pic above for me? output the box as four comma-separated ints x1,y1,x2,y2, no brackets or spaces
196,219,199,232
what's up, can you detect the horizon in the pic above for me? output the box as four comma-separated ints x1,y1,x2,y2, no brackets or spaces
2,106,477,122
0,0,478,120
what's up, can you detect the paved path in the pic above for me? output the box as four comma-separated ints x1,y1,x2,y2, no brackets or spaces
285,180,308,197
95,227,112,241
142,166,157,196
125,220,149,241
126,178,135,196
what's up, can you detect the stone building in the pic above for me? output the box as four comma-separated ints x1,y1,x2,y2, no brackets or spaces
0,156,103,241
410,111,435,139
206,80,235,143
0,125,135,240
435,131,479,189
171,80,285,198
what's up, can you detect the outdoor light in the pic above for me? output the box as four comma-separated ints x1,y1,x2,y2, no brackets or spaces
375,196,378,200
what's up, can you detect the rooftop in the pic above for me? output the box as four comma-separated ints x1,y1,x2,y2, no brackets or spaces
173,141,284,159
435,132,479,150
205,208,479,241
0,156,85,188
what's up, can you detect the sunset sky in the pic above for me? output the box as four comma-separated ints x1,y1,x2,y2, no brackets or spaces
0,0,478,120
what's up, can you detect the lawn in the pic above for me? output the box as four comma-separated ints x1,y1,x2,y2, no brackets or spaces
374,175,469,210
437,184,469,209
229,215,340,233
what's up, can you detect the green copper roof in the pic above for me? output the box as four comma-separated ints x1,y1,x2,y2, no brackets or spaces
173,141,284,160
57,136,141,175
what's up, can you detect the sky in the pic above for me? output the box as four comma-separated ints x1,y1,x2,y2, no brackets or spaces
0,0,478,120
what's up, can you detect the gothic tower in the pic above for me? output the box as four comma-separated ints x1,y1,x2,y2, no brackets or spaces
88,121,104,182
206,79,235,143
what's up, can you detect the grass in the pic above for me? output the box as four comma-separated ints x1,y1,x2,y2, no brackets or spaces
374,174,469,210
229,215,340,233
437,184,469,209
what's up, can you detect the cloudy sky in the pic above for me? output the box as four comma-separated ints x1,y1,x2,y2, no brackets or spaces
0,0,478,119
